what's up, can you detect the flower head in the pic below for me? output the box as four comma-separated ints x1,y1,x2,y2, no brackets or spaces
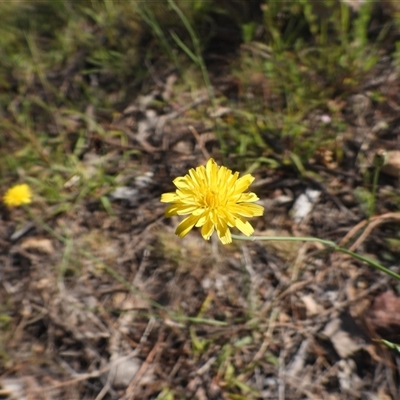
3,184,33,207
161,159,264,244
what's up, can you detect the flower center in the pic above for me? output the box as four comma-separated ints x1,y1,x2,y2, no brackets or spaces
204,190,219,209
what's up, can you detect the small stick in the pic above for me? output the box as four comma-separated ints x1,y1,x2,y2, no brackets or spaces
188,125,211,160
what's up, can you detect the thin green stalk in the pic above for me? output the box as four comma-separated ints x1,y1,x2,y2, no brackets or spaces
136,3,182,74
232,234,400,281
369,153,385,220
27,208,66,243
369,165,380,219
166,0,226,156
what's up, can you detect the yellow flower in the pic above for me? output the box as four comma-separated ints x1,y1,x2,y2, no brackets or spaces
161,159,264,244
3,184,33,207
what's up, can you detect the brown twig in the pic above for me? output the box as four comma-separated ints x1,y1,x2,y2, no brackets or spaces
188,125,211,161
339,212,400,251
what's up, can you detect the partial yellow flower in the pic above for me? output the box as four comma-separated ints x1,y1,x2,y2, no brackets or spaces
3,184,33,207
161,159,264,244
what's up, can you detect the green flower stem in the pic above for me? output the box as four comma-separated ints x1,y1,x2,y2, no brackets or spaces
231,234,400,281
26,208,66,243
369,162,381,220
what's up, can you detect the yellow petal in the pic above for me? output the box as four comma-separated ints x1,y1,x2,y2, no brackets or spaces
201,217,214,240
228,203,263,218
194,165,207,186
218,228,232,244
164,204,181,217
190,167,206,189
219,209,236,226
195,210,208,227
175,214,201,238
234,218,254,236
174,204,200,215
161,193,178,203
233,174,254,194
215,217,232,244
227,171,239,190
244,203,264,216
173,177,191,190
237,193,260,203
